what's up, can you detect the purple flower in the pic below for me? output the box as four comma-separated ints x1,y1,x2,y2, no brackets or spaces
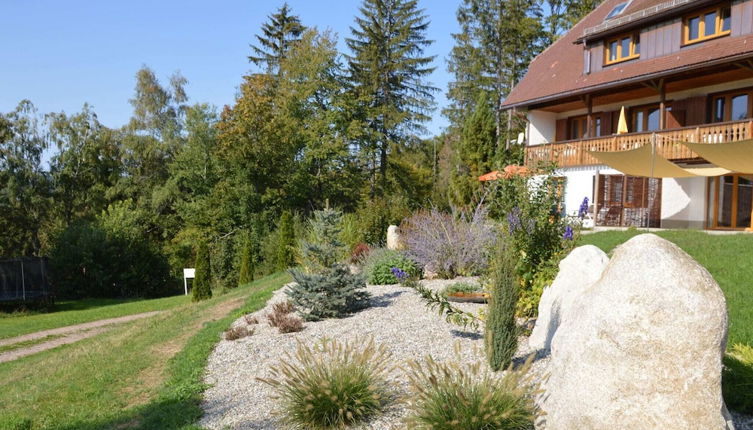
563,225,574,241
391,267,408,281
578,197,589,219
507,207,522,234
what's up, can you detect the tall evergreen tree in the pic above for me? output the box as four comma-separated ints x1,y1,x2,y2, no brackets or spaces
192,241,212,302
248,3,306,73
543,0,601,45
446,0,544,157
346,0,437,194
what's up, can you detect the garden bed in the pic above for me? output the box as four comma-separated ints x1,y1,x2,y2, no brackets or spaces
200,277,529,429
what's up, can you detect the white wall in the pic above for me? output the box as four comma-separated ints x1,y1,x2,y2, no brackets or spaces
660,176,707,229
527,110,558,146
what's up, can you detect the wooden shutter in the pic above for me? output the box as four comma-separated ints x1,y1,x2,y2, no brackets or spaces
601,111,614,135
555,119,568,142
666,108,685,129
683,95,708,126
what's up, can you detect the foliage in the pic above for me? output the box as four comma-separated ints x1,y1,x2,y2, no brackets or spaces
363,249,420,285
723,343,753,414
346,0,437,193
394,268,480,331
276,211,297,271
238,232,257,286
211,234,240,291
354,195,412,246
288,265,370,321
225,325,254,341
249,3,306,73
299,208,348,273
244,314,259,325
441,282,481,297
192,241,212,302
405,351,535,429
267,302,304,333
349,243,371,265
401,206,497,278
258,338,392,429
517,251,560,317
485,239,519,371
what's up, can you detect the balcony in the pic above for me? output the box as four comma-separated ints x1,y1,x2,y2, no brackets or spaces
525,120,753,168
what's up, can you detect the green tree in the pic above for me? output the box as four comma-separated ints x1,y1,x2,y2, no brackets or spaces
275,211,296,271
448,92,497,206
238,230,258,285
0,101,50,257
543,0,601,45
47,105,121,225
192,241,212,301
485,240,518,371
346,0,437,194
249,3,306,73
446,0,544,156
299,208,347,273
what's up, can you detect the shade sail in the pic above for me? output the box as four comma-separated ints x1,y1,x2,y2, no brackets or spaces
588,144,731,178
682,139,753,174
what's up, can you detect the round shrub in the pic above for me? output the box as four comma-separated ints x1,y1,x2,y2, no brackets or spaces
363,248,420,285
406,355,535,429
258,338,392,429
723,343,753,414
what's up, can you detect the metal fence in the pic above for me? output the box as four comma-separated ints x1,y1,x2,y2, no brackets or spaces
0,257,52,302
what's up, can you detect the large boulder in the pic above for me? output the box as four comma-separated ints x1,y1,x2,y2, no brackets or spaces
528,245,609,353
542,234,732,430
386,225,403,250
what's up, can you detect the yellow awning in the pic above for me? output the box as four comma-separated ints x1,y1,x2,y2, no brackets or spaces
682,139,753,174
588,144,731,178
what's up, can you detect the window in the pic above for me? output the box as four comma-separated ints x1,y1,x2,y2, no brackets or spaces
711,89,753,122
605,1,630,20
684,5,732,45
604,33,640,65
569,114,605,140
708,175,753,229
631,105,661,132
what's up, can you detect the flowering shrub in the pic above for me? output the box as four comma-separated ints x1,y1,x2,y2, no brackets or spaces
363,249,420,284
401,207,497,278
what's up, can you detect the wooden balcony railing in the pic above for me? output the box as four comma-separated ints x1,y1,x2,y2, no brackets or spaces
525,120,753,168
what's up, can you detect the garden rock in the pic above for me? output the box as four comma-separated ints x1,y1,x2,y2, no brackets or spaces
541,234,732,430
528,245,608,353
386,225,403,250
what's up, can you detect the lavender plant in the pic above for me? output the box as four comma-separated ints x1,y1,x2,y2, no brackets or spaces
401,206,497,278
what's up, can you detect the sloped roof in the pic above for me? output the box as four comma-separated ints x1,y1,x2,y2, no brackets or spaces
502,0,753,109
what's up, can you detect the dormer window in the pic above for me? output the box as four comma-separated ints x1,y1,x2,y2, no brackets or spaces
683,5,732,45
604,33,640,65
605,1,630,20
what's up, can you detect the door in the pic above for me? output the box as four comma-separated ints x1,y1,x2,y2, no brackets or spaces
708,175,753,229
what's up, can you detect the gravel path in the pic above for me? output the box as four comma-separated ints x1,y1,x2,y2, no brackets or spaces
200,278,502,430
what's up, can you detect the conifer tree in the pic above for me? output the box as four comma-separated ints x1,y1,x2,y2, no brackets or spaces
249,3,306,73
485,240,518,371
287,208,370,321
238,232,257,286
192,241,212,302
346,0,437,193
275,211,296,271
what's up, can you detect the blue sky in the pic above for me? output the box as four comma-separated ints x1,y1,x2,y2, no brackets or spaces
0,0,459,137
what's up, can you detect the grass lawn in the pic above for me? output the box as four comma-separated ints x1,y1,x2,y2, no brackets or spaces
0,295,190,340
579,230,753,347
0,272,289,430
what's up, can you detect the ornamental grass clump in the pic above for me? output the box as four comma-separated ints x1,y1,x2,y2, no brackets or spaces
405,348,535,429
401,206,497,278
258,338,393,429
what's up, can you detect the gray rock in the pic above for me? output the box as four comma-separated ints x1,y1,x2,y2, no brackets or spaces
542,234,732,430
528,245,609,353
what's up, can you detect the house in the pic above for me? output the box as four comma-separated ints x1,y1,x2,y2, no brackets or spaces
502,0,753,230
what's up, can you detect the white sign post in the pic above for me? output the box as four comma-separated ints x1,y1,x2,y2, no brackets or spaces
183,268,196,295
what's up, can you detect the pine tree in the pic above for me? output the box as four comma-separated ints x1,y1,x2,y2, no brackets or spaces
485,240,518,371
287,208,370,321
446,0,544,157
249,3,306,73
238,231,258,286
346,0,437,194
192,241,212,302
275,211,296,271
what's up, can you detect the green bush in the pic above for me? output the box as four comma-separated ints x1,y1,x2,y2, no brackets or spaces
258,338,392,429
355,196,411,246
485,240,519,371
363,249,420,285
441,282,481,297
405,354,534,429
299,208,348,273
276,211,296,271
723,343,753,414
289,265,370,321
238,231,259,286
192,241,212,302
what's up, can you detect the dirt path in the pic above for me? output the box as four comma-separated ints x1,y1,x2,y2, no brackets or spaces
0,311,162,364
